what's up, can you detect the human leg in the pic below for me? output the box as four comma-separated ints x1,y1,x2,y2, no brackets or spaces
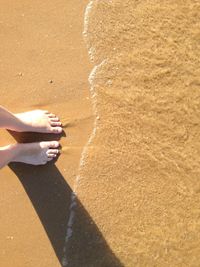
0,141,60,169
0,106,62,133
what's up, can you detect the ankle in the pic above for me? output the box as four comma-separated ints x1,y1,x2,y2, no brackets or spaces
0,107,20,130
7,115,24,131
4,144,20,163
9,144,22,162
0,144,19,168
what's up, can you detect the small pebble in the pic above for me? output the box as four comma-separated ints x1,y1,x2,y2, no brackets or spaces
49,80,53,84
107,79,113,85
6,236,14,240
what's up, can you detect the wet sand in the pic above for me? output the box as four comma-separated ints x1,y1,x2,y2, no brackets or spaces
74,0,200,266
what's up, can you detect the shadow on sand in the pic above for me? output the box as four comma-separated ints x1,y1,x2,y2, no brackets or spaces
8,131,123,267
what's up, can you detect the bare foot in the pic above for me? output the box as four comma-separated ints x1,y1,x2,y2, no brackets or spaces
0,141,60,169
12,110,62,134
12,141,60,165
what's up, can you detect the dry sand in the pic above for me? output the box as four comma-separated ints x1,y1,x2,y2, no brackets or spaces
1,0,200,267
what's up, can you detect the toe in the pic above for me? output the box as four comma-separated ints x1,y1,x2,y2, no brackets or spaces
48,141,60,148
47,149,59,155
50,117,60,122
50,121,62,127
51,127,63,134
48,113,56,118
47,153,57,158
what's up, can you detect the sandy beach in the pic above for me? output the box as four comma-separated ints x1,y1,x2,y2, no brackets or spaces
1,0,200,266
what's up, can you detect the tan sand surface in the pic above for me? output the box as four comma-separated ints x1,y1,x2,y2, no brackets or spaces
71,0,200,266
1,0,200,267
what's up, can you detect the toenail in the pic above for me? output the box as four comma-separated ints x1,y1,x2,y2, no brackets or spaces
53,144,59,149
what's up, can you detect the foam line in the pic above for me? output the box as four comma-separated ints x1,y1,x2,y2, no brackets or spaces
61,1,100,266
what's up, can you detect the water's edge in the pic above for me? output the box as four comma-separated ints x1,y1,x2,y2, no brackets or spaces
61,1,99,265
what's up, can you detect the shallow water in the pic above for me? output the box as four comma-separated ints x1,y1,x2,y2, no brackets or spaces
72,0,200,266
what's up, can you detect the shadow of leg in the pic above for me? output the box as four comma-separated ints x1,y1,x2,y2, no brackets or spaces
69,200,124,267
9,163,123,267
9,162,71,261
8,131,123,266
